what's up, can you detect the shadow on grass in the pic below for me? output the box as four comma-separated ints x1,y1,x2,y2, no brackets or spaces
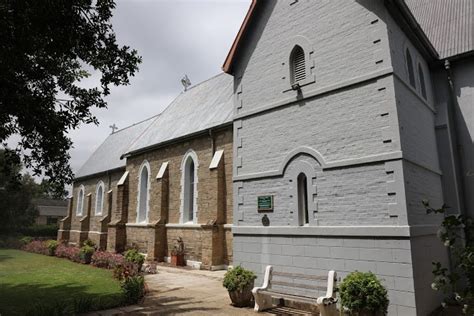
0,282,123,316
0,254,13,262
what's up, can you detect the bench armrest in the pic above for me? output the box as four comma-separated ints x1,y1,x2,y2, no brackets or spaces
316,270,337,305
252,265,273,294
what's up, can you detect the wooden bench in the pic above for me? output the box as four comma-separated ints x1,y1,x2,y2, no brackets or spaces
252,265,338,316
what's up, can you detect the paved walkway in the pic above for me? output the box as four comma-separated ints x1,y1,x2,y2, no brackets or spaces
87,265,269,315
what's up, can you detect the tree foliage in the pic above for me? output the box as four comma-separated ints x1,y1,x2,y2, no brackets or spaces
0,0,141,193
0,150,38,235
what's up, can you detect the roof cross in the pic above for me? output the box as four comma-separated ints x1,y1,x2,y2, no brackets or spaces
109,123,118,134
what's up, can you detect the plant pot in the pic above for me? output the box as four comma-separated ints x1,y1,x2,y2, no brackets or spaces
171,254,185,266
80,252,93,264
228,282,254,307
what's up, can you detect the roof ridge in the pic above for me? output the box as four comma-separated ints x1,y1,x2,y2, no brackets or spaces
111,113,161,134
185,72,227,92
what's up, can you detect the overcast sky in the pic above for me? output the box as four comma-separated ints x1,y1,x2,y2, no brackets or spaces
68,0,250,174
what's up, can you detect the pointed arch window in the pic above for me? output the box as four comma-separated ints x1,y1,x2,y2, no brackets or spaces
418,64,427,99
290,45,306,84
137,162,150,223
76,185,85,216
95,181,105,216
406,49,416,89
183,157,196,223
297,173,309,226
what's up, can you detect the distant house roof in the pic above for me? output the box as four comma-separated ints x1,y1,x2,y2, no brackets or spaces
405,0,474,59
33,199,68,217
75,115,157,179
124,73,234,155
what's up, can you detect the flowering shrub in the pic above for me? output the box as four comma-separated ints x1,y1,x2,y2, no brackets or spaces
425,201,474,314
55,244,81,262
91,251,125,269
46,240,58,256
23,240,49,255
113,261,140,281
124,249,145,269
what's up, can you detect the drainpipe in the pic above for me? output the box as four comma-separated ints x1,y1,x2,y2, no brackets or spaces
443,60,467,216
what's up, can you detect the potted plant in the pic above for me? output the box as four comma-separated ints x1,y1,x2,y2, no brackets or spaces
79,245,95,264
223,266,257,307
171,237,185,266
339,271,389,316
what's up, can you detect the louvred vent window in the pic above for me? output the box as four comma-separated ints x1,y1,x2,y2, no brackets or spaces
291,46,306,83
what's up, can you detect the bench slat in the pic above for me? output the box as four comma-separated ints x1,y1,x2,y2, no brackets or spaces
271,280,328,291
273,271,328,281
259,290,317,303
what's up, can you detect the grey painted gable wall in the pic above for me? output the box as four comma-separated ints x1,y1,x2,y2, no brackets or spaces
230,1,448,315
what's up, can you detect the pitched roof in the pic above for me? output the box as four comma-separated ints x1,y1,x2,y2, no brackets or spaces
33,199,68,216
223,0,474,73
405,0,474,59
125,73,234,155
75,115,157,179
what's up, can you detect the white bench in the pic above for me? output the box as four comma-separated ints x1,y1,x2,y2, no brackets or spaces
252,265,338,316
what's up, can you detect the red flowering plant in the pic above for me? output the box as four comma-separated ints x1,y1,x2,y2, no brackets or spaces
55,244,81,262
91,251,125,269
23,240,49,255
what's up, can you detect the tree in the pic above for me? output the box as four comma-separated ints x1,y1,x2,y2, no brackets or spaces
0,0,142,194
0,150,38,235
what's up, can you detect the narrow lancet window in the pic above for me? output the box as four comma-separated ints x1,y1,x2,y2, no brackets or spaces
406,49,416,89
290,45,306,84
297,173,309,226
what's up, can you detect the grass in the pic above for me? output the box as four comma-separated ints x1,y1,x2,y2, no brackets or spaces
0,249,123,315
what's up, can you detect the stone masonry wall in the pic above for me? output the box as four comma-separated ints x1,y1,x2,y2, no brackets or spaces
125,127,233,265
69,170,123,246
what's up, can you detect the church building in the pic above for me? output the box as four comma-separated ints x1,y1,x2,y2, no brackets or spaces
59,73,234,270
59,0,474,314
223,0,473,315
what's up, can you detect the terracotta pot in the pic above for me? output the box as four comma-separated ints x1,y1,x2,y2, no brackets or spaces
171,254,185,266
228,282,254,307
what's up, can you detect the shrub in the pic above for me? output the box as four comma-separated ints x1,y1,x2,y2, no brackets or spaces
91,251,125,269
223,266,257,292
82,238,96,248
121,275,145,304
46,240,58,256
0,236,24,249
425,201,474,314
23,240,49,255
20,236,33,246
79,245,95,264
55,244,81,262
124,248,145,269
18,225,58,237
339,271,389,315
113,261,140,281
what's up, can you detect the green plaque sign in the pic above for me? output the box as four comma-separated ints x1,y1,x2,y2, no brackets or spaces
257,195,273,212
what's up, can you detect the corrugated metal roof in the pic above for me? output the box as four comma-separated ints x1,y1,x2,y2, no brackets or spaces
406,0,474,58
75,115,158,178
126,73,234,154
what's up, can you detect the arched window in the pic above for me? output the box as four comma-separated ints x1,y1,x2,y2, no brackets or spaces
76,185,85,216
297,173,309,226
183,156,196,222
137,161,150,223
418,64,427,99
95,181,104,216
406,48,416,89
290,45,306,84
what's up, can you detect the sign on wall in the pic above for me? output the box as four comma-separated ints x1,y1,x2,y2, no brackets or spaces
257,195,274,212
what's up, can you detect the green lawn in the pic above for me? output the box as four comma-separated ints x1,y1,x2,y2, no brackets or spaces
0,249,122,315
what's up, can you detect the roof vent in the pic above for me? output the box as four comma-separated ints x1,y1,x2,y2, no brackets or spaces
181,74,192,91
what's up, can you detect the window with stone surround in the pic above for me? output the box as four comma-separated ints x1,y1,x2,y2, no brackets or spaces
95,181,104,216
297,172,309,226
180,150,198,224
137,161,150,223
406,48,416,89
76,185,85,216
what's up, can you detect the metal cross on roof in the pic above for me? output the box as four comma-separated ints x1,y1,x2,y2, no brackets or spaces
109,123,118,134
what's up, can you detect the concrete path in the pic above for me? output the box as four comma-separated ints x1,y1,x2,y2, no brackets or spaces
87,265,269,315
